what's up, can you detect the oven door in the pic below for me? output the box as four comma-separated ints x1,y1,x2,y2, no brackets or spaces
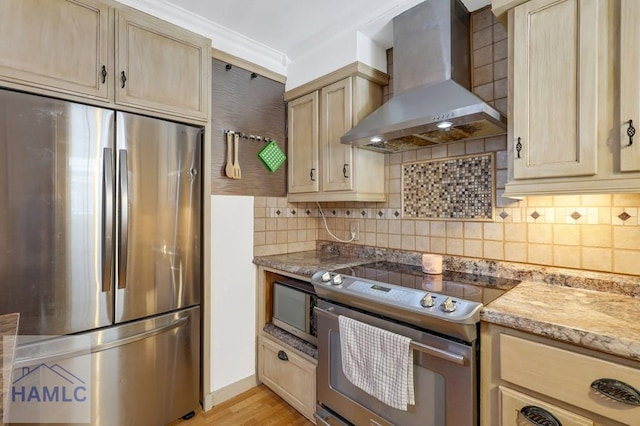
315,300,476,426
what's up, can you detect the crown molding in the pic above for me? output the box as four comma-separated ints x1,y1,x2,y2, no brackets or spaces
114,0,289,76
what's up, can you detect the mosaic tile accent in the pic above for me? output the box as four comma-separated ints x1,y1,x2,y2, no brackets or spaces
499,211,509,219
402,154,494,220
570,211,582,220
530,211,540,220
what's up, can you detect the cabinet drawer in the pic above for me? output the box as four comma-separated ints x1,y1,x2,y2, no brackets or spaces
258,336,316,421
500,386,593,426
500,333,640,425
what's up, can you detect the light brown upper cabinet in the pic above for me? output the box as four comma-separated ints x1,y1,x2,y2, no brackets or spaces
115,10,210,120
288,91,319,194
500,0,640,196
0,0,210,121
286,64,388,202
511,0,598,180
620,0,640,173
0,0,111,100
320,79,354,192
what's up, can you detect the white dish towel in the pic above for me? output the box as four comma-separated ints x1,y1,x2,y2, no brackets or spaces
338,315,415,411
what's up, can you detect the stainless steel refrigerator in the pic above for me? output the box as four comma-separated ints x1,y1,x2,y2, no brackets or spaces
0,88,201,425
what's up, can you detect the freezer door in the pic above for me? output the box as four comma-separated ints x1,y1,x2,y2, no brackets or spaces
115,112,201,323
8,306,200,425
0,89,114,335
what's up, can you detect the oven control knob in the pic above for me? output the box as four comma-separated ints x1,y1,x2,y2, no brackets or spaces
321,272,331,282
332,274,343,285
440,297,456,313
420,293,435,308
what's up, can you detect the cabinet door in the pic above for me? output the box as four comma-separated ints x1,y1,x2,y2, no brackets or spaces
320,78,353,192
288,92,319,193
258,336,316,421
0,0,110,99
512,0,599,179
116,10,209,120
499,386,594,426
620,0,640,172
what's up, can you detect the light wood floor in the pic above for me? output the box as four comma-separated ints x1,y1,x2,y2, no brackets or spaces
170,385,314,426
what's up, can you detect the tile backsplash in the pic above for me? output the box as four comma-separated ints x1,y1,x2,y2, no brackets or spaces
254,7,640,276
403,154,494,220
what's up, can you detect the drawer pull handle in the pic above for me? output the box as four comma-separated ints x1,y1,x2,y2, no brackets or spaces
310,168,316,181
343,163,349,178
101,65,107,84
590,378,640,406
277,350,288,361
121,71,127,88
519,405,561,426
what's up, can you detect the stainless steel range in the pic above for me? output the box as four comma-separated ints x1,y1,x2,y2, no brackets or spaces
311,261,519,426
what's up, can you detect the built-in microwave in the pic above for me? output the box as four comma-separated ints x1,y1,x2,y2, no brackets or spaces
272,278,317,345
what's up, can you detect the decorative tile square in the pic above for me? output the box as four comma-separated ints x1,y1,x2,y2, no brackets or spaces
402,154,494,220
618,211,631,222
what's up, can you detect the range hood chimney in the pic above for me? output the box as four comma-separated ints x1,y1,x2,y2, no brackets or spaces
341,0,507,153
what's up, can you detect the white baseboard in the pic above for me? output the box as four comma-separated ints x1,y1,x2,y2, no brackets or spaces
203,375,259,411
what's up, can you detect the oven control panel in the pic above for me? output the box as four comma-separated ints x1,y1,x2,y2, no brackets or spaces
311,270,483,324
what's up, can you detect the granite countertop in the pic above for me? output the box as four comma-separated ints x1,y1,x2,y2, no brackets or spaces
0,313,19,424
253,250,372,277
481,281,640,362
255,244,640,364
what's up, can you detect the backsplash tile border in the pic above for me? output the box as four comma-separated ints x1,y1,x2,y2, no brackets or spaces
264,204,639,226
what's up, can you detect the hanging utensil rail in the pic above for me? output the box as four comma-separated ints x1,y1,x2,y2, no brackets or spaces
221,129,274,143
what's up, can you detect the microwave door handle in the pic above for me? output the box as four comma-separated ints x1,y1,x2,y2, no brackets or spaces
305,296,311,332
315,306,467,366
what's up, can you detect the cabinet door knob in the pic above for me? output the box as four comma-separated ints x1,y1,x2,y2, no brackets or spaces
591,378,640,406
310,168,316,181
343,163,349,178
277,350,288,361
516,137,523,159
519,405,561,426
101,65,107,84
627,120,636,146
121,71,127,89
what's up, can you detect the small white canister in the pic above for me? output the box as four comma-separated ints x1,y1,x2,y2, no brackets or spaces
422,253,443,275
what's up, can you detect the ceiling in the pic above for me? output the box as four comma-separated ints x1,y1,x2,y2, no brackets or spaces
165,0,490,61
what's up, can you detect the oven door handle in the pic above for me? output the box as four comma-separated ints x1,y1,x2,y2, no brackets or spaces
316,306,467,366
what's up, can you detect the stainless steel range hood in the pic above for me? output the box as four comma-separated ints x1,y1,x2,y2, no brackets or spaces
341,0,507,153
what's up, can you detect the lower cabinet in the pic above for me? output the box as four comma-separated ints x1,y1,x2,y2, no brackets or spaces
258,334,317,423
481,323,640,426
500,386,593,426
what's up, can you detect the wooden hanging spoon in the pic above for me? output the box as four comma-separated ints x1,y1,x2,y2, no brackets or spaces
233,133,242,179
224,132,234,178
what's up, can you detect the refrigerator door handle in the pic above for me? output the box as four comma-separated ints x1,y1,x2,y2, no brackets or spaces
118,149,129,289
102,148,115,293
13,317,189,368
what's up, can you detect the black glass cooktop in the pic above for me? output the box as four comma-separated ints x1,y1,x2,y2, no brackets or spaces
332,261,520,305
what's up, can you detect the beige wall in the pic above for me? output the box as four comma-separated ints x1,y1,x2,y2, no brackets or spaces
254,7,640,277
